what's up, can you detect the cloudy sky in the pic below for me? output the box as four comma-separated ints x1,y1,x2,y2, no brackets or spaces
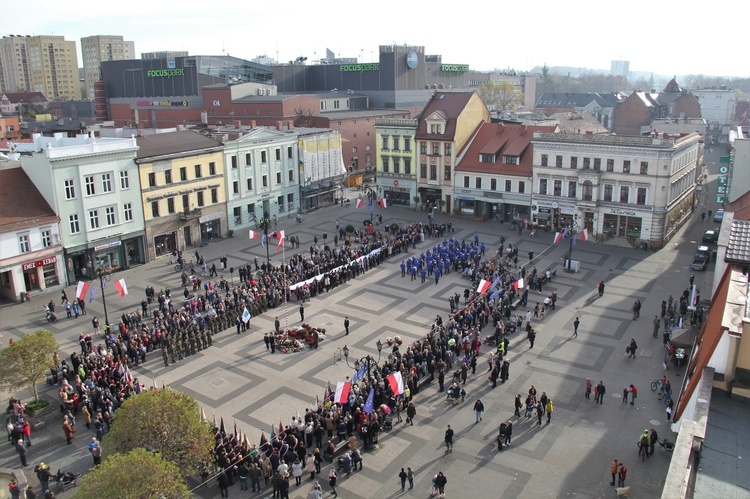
4,1,741,78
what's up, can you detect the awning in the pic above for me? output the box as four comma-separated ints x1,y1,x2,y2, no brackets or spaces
670,325,699,349
535,213,551,221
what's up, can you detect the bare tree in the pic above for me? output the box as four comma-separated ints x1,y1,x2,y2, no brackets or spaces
478,81,524,113
293,108,316,127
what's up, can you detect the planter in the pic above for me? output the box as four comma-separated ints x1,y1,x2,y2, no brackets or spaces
24,399,53,418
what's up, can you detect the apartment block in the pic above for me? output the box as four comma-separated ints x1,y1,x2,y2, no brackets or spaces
81,35,135,100
0,35,79,100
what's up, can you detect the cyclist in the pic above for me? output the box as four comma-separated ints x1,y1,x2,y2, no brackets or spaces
638,429,650,459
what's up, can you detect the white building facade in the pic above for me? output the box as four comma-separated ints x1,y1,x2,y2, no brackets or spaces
375,118,418,207
531,132,703,247
692,87,737,127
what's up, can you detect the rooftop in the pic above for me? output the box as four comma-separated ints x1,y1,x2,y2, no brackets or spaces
0,167,59,233
136,130,222,160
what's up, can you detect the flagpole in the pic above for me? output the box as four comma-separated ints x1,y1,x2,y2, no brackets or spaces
95,267,112,330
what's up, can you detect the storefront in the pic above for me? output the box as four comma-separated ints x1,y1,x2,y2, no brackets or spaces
0,252,65,302
22,256,60,290
456,196,477,215
532,199,576,229
93,241,124,272
200,212,222,242
418,187,443,212
124,237,145,266
381,181,413,206
65,234,146,283
600,207,653,242
154,232,178,258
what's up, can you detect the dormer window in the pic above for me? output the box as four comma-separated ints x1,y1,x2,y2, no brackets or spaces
430,124,442,134
503,155,519,165
480,153,495,163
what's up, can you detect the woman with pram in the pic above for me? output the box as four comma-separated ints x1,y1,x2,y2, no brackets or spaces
446,382,465,405
497,420,513,450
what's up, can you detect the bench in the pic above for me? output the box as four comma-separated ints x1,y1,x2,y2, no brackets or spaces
540,267,558,285
511,298,523,311
325,439,350,463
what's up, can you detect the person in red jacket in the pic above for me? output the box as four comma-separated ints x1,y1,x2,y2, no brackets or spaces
629,384,638,405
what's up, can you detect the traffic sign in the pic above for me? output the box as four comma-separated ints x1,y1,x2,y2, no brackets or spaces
717,186,727,194
719,166,729,174
718,176,728,185
716,195,726,203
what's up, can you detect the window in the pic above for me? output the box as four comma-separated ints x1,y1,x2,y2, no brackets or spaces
404,158,411,175
277,195,284,212
233,181,239,194
432,142,440,155
276,172,282,185
231,155,238,168
181,195,189,211
570,157,578,169
623,160,631,174
393,157,400,174
430,164,437,181
69,214,80,233
382,157,390,173
603,184,613,201
120,171,129,189
101,173,112,192
150,202,159,218
420,163,427,179
288,146,293,159
261,151,267,163
420,142,427,155
262,175,268,188
490,178,497,191
64,179,75,199
197,191,204,207
382,136,389,150
568,181,577,198
619,186,630,203
85,176,96,195
41,229,51,248
636,187,647,205
233,207,242,225
404,137,412,152
209,162,216,175
287,193,294,211
245,153,252,166
247,178,253,191
463,176,470,188
541,154,548,167
18,234,30,253
288,170,294,182
475,177,482,189
556,155,563,168
505,180,512,192
105,206,116,225
194,164,202,178
89,209,100,229
640,161,648,175
539,178,548,195
553,180,562,196
582,158,590,169
393,136,400,151
275,148,281,161
445,143,451,156
123,203,133,222
606,159,614,172
518,181,525,194
582,181,593,201
148,172,156,187
480,153,495,163
164,170,172,184
444,165,451,181
211,188,218,204
593,158,601,171
180,167,187,181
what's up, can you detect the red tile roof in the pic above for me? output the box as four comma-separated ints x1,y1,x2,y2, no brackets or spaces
415,92,476,140
2,92,48,103
0,167,59,233
455,122,557,176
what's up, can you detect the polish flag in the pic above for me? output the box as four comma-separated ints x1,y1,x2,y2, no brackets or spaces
355,198,365,208
553,232,564,244
378,198,387,209
386,372,404,396
476,279,491,294
513,278,525,291
579,229,588,242
275,230,285,253
114,278,128,297
249,229,258,239
334,381,351,405
75,281,90,301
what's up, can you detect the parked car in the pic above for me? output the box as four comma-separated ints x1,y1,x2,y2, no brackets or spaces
702,230,719,244
713,209,725,223
691,246,711,271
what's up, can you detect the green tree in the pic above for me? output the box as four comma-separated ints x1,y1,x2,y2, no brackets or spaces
104,389,213,476
0,330,58,401
477,80,524,112
75,448,189,499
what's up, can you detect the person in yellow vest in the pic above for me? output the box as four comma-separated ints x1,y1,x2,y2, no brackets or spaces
545,399,553,424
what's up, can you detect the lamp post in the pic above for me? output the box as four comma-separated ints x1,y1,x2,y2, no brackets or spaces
365,187,376,223
565,214,580,271
342,339,383,385
95,266,112,331
258,210,271,266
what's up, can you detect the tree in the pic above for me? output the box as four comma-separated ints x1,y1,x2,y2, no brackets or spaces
0,330,58,401
293,108,316,127
477,81,524,113
75,448,189,499
103,389,213,476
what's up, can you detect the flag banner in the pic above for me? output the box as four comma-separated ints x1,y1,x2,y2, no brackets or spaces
76,281,90,300
334,381,352,404
363,388,375,414
553,232,563,244
276,230,286,253
114,278,128,297
513,278,525,291
242,307,252,323
489,289,501,301
579,229,588,242
249,229,258,239
87,286,98,303
488,276,501,293
476,279,491,294
261,234,266,247
562,227,570,238
352,360,367,383
386,372,404,396
378,198,387,209
355,198,365,208
270,426,275,440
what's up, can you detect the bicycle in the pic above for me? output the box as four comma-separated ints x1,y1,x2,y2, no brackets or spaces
651,379,665,392
174,263,186,272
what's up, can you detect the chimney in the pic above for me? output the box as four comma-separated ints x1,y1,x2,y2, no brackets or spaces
250,120,256,128
521,125,527,135
287,120,294,130
276,121,283,131
234,120,242,129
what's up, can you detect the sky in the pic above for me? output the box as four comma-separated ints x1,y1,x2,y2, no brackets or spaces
4,1,745,79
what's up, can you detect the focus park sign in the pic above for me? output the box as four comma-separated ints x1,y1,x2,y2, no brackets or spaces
147,69,185,78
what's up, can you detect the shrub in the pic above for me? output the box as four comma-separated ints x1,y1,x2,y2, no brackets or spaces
345,225,355,233
390,223,400,232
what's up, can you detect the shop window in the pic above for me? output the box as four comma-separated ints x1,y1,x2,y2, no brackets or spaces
197,191,205,207
43,263,58,286
606,159,614,172
553,180,562,196
568,182,577,198
463,176,470,188
180,167,187,181
151,202,159,218
603,184,613,202
148,172,156,187
247,204,255,217
65,179,75,199
636,187,647,205
211,188,218,204
404,159,411,175
539,178,548,195
623,160,630,174
475,177,482,189
420,164,427,179
640,161,648,175
106,206,117,224
102,173,112,192
491,178,497,191
164,170,172,184
287,193,294,212
166,198,175,214
541,154,548,167
233,207,241,225
593,158,601,171
69,214,80,234
18,234,30,253
124,203,133,222
619,186,630,203
570,157,578,169
120,171,129,189
85,175,96,195
41,229,52,248
556,155,563,168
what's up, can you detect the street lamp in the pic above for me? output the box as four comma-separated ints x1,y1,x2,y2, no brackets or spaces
258,210,271,266
95,266,112,332
363,187,376,223
342,339,383,385
565,214,581,271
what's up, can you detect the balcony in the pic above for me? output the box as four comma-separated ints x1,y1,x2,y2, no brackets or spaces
179,208,202,220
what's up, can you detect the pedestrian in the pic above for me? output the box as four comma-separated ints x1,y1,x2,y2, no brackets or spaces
545,399,553,423
8,479,20,499
585,378,592,399
91,439,102,466
435,471,447,496
444,425,454,452
217,470,229,498
473,399,484,423
407,466,414,489
653,315,661,338
622,386,629,404
573,317,580,338
666,399,674,421
299,304,305,322
536,402,544,426
344,317,350,336
629,384,638,405
701,211,706,222
328,468,338,498
514,394,522,417
527,327,536,349
275,317,280,332
617,463,627,487
61,289,68,305
406,403,416,426
609,458,619,486
649,428,659,457
595,380,606,404
399,468,407,491
62,419,74,445
598,280,605,297
629,338,638,358
15,438,27,467
92,316,99,335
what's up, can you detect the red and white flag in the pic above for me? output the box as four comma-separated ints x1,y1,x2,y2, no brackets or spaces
249,229,258,239
378,198,387,209
75,281,90,301
334,381,351,405
355,198,365,208
553,232,564,244
476,279,491,294
579,229,588,242
275,230,285,253
386,372,404,396
114,278,128,297
513,278,525,291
